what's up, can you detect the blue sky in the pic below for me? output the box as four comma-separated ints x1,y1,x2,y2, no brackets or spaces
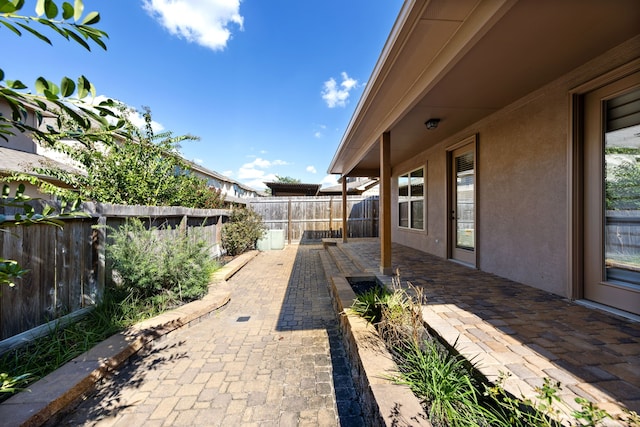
3,0,404,192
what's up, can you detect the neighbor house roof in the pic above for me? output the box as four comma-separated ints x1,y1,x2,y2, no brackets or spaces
265,182,321,197
0,147,84,188
319,178,379,196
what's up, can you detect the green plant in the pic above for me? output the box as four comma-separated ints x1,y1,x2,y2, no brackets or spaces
0,284,177,401
0,372,32,394
12,106,225,209
107,218,217,304
221,207,266,256
1,0,122,144
349,285,392,323
394,338,496,427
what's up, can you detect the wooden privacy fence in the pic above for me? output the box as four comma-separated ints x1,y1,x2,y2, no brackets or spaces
0,202,228,343
247,195,379,243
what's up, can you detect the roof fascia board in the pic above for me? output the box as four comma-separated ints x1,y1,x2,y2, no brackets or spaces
330,0,517,176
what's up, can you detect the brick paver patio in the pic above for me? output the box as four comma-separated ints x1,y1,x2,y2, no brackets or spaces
57,245,363,426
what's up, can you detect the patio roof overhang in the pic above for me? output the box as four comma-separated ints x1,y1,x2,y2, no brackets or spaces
328,0,640,178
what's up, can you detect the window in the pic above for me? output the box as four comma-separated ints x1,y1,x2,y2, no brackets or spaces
398,167,424,230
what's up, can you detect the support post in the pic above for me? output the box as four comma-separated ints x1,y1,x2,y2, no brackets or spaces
342,177,348,243
380,132,392,275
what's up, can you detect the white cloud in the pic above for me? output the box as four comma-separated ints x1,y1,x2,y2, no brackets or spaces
90,96,165,133
123,107,165,133
245,175,276,191
142,0,243,51
322,72,358,108
314,124,326,139
237,157,289,189
222,170,233,177
193,158,204,165
306,165,317,174
321,175,339,187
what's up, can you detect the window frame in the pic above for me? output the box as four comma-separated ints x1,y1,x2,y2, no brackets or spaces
398,166,425,231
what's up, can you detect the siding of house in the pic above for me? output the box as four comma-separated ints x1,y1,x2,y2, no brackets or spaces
390,36,640,298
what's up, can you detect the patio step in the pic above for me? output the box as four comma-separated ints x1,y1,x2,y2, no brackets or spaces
324,244,364,276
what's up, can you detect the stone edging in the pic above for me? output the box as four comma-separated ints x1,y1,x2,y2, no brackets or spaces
328,275,431,427
0,251,259,427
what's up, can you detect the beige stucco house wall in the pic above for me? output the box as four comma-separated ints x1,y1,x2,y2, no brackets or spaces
329,0,640,317
389,37,639,298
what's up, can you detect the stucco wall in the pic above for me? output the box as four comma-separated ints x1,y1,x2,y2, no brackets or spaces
477,91,568,294
391,36,640,298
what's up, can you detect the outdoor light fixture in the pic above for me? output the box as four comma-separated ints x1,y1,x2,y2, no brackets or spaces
425,118,440,130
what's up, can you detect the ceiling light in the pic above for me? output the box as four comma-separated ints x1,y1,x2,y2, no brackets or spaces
425,118,440,130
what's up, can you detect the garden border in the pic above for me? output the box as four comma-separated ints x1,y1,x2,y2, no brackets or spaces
328,274,431,426
0,251,258,427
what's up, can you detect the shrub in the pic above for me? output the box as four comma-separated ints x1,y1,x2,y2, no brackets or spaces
349,285,393,323
107,218,216,305
221,207,266,256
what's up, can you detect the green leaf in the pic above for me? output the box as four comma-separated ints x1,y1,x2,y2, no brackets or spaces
60,76,75,97
80,10,99,25
44,0,58,19
56,101,89,129
16,22,52,45
77,75,91,98
64,28,90,50
36,18,69,39
0,1,18,13
73,0,83,21
35,76,49,94
6,80,27,90
62,1,73,20
43,89,59,100
0,68,3,81
0,19,22,36
78,27,106,50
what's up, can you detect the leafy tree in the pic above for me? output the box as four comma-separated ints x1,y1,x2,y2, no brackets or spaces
0,0,124,144
1,0,117,289
9,105,225,208
275,175,301,183
606,159,640,210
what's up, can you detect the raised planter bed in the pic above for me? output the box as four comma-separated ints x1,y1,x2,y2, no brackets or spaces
328,274,431,427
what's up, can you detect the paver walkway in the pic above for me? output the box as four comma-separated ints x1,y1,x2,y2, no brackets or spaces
57,245,363,426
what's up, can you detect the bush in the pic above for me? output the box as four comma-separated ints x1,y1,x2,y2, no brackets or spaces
107,218,216,305
221,207,266,256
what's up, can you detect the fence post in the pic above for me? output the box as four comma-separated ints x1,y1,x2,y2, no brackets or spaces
95,216,106,303
287,198,292,244
329,197,333,238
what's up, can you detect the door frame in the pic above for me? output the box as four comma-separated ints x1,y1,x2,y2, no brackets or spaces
447,134,478,267
569,60,640,311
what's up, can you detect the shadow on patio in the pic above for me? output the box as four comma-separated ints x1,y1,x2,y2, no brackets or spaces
273,243,364,426
336,239,640,417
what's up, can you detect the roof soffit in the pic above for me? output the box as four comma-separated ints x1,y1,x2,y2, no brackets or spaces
332,0,640,176
330,0,516,175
